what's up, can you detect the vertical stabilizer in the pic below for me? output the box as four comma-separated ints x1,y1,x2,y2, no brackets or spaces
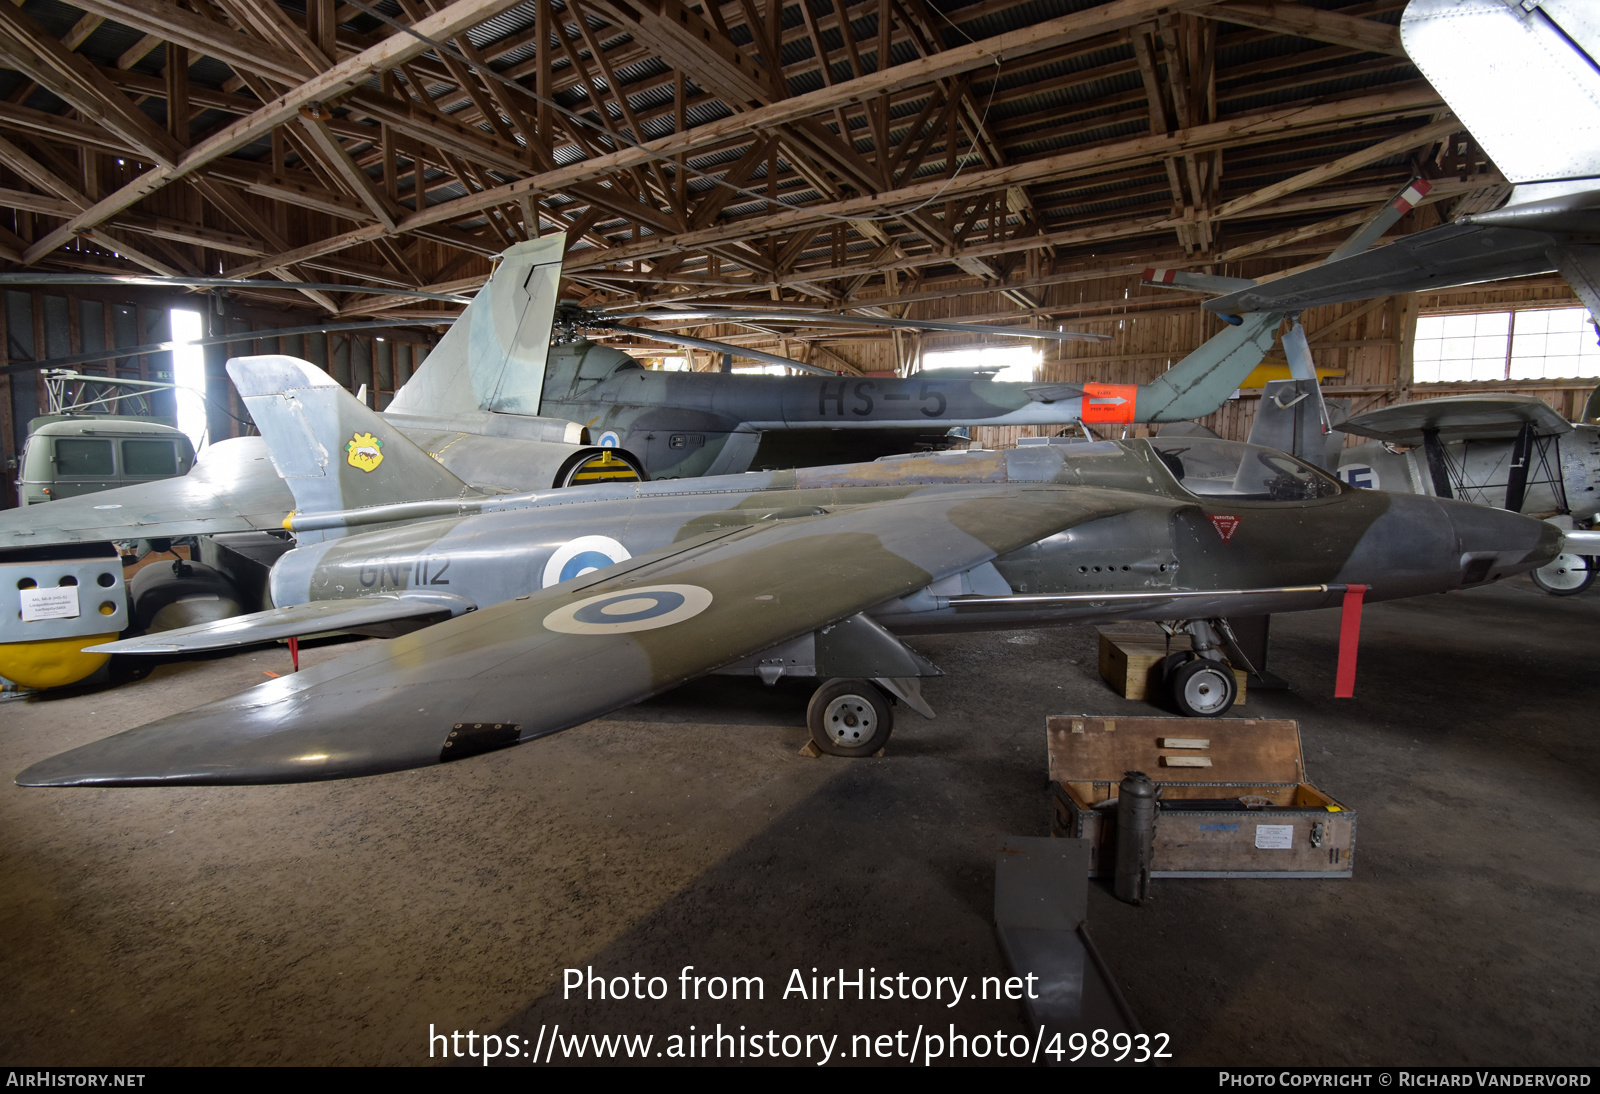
228,355,473,518
1136,311,1282,421
1250,379,1340,469
386,234,566,420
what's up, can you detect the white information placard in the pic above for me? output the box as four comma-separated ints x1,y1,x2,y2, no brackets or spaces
1254,824,1294,850
20,586,80,622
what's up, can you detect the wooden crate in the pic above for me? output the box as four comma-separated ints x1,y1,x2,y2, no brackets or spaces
1097,628,1246,705
1047,715,1354,879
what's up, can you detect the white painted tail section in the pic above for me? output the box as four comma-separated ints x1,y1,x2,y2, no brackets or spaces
387,233,566,419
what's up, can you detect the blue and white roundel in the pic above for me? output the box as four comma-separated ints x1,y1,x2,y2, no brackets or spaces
543,584,714,635
596,430,622,448
541,535,631,588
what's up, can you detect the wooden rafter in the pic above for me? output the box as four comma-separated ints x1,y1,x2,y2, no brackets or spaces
0,0,1504,347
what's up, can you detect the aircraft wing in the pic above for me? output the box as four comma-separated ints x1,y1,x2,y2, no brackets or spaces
19,483,1136,786
84,593,477,654
1203,219,1570,317
0,437,292,548
1338,394,1573,443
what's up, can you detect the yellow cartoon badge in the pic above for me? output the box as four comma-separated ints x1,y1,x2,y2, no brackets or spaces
346,431,384,472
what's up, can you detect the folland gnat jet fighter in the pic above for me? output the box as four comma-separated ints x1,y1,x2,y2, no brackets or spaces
1247,387,1600,596
13,355,1560,787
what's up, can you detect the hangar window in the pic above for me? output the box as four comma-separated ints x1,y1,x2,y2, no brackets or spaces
922,344,1040,382
169,309,209,448
1413,307,1600,382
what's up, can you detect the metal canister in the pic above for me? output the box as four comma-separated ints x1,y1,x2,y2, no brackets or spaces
1114,770,1157,905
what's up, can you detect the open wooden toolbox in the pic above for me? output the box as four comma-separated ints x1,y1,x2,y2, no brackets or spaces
1048,715,1355,879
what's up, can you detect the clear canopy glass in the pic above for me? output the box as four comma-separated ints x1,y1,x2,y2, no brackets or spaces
1148,437,1342,502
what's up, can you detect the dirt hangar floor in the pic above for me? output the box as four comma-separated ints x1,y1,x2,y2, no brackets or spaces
1,576,1597,1067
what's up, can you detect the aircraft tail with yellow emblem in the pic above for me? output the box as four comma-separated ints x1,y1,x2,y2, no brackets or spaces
226,354,478,525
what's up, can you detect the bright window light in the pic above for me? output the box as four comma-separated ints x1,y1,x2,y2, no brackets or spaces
1414,308,1599,382
169,308,209,448
1509,307,1600,380
922,344,1040,383
650,355,690,371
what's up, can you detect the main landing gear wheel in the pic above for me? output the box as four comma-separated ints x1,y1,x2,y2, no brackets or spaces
807,678,893,757
1530,553,1595,596
1169,658,1238,717
129,559,244,634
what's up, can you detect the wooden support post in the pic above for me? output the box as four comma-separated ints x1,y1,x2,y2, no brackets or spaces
1395,293,1418,398
165,43,189,145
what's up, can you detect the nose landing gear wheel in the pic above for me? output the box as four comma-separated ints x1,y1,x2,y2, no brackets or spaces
1169,658,1238,717
1530,553,1594,596
807,678,893,757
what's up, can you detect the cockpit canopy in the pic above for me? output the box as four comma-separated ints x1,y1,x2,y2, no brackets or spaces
1149,437,1342,502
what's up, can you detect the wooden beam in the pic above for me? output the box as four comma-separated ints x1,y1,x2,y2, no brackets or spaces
0,8,183,168
21,0,528,265
0,134,90,208
242,0,1218,279
115,33,162,72
1211,117,1457,219
1203,2,1406,58
299,115,400,230
569,86,1442,270
68,0,313,84
1215,207,1372,263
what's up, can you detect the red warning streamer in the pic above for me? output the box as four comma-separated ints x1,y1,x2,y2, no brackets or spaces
288,635,300,673
1334,585,1367,698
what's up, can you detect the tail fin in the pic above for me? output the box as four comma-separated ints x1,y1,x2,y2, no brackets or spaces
227,354,474,518
1137,311,1282,421
386,234,566,420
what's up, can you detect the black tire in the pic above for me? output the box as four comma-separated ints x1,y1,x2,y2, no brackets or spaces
1169,658,1238,717
1156,650,1190,685
806,678,893,757
1530,553,1595,597
129,559,244,634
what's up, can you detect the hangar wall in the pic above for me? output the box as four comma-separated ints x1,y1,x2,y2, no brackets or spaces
0,286,435,510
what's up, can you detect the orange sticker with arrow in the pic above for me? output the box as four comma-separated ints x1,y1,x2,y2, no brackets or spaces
1080,382,1138,423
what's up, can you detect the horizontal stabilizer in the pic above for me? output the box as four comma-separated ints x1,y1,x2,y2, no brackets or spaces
1024,383,1086,404
0,437,291,548
1202,219,1572,315
86,594,476,654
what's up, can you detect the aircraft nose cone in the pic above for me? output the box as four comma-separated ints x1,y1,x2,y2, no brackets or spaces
1442,498,1563,586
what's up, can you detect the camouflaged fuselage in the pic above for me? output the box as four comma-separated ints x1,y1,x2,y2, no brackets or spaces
271,439,1560,636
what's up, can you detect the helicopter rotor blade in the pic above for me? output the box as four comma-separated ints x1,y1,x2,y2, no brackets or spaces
2,319,443,376
597,323,840,376
0,272,475,304
603,308,1109,343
